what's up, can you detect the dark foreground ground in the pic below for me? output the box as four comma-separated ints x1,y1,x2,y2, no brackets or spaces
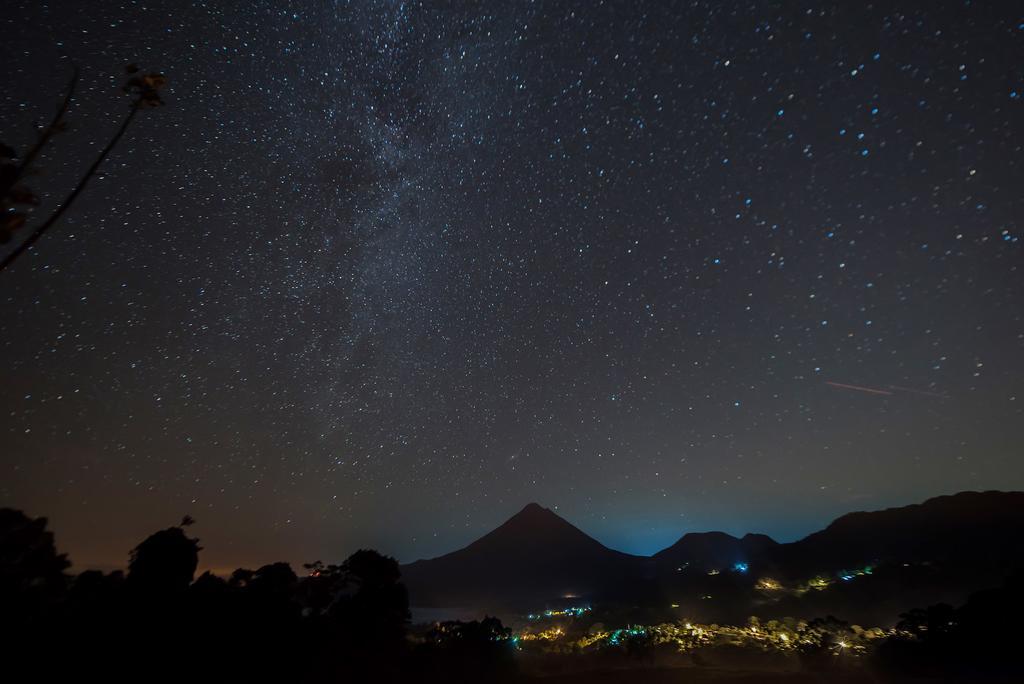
531,671,866,683
524,669,1009,684
507,647,1018,684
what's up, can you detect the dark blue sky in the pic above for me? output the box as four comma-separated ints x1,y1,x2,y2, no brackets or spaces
2,1,1022,572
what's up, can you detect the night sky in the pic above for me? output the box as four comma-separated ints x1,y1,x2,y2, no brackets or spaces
2,1,1022,574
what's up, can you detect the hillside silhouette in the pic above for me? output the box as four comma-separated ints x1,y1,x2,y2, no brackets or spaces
768,490,1024,576
402,503,646,609
401,491,1024,625
654,531,778,572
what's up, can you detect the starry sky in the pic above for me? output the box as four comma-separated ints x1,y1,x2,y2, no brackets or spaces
2,1,1022,574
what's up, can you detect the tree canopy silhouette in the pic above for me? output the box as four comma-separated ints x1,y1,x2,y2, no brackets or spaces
127,521,199,595
0,508,69,621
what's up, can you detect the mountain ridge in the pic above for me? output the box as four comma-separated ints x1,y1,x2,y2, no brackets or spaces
401,502,644,609
400,491,1024,615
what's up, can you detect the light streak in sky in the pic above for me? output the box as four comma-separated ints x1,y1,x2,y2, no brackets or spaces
825,381,893,396
826,381,951,400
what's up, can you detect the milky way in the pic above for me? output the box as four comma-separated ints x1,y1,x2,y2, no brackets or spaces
2,1,1022,572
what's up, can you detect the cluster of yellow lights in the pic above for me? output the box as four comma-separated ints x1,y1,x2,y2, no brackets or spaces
518,626,564,642
792,576,833,595
513,570,883,655
753,574,838,594
576,631,608,648
514,619,886,655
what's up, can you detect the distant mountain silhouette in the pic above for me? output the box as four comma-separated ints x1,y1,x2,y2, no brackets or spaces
654,531,778,572
401,503,643,610
768,490,1024,577
400,492,1024,621
654,491,1024,578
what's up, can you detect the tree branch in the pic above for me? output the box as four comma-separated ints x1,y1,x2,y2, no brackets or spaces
0,98,143,274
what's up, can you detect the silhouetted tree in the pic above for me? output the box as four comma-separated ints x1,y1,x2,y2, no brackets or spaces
874,572,1024,680
796,615,859,671
428,615,511,644
335,549,410,644
0,509,444,683
895,602,957,640
301,559,347,615
0,508,70,620
421,617,517,682
245,562,300,619
229,566,255,588
127,521,199,595
0,510,74,682
190,569,227,595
